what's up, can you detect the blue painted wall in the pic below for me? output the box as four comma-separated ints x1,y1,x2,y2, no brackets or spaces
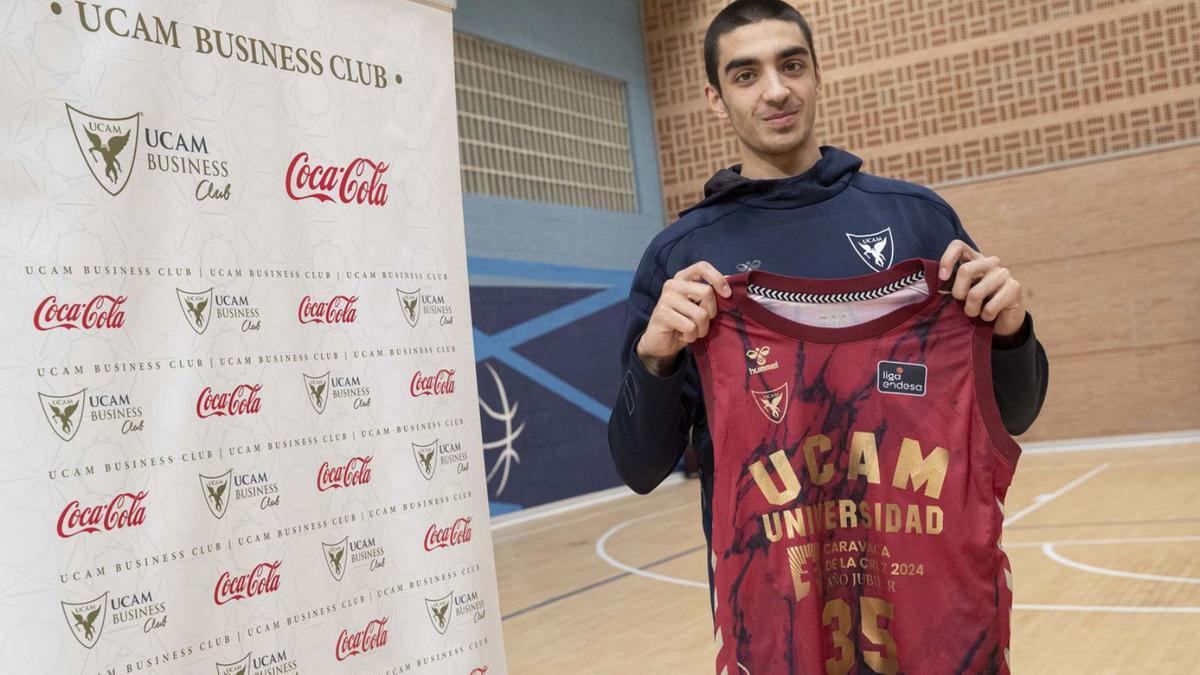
453,0,665,516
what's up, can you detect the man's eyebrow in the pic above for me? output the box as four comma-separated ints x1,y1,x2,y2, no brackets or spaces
723,46,811,75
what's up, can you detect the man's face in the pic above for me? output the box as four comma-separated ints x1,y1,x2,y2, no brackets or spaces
706,19,820,160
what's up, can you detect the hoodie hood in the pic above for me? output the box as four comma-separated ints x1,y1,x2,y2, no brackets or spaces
679,145,863,217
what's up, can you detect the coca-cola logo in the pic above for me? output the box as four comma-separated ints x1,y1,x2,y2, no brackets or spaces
298,294,358,325
213,560,282,606
285,152,389,206
34,294,127,331
469,668,490,675
410,369,455,397
317,456,374,492
57,491,148,538
335,617,389,661
196,384,263,419
424,516,473,551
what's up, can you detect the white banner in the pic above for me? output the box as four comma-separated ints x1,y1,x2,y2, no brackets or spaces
0,1,506,673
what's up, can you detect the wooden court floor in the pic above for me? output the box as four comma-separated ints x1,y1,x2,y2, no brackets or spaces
491,433,1200,674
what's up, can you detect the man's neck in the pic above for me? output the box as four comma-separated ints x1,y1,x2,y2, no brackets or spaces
738,142,822,180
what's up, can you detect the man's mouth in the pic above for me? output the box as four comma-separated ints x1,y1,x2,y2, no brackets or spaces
762,111,796,127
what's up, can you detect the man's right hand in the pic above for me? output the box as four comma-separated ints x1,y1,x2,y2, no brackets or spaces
636,261,732,376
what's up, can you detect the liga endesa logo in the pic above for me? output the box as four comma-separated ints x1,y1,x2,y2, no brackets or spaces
410,369,455,397
33,294,127,331
298,294,358,325
335,616,389,661
214,560,282,606
424,516,473,552
285,152,389,206
317,456,374,492
57,491,148,538
196,383,263,419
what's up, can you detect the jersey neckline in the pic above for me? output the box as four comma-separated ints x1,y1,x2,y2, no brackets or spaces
728,258,942,344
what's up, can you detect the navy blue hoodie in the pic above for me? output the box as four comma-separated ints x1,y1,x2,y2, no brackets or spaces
607,146,1048,592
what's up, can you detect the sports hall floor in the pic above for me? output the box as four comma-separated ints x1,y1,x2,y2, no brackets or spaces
492,431,1200,674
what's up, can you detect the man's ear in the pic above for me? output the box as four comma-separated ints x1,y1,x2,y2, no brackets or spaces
704,83,729,120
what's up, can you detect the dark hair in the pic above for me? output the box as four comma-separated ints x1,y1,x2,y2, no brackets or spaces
704,0,817,94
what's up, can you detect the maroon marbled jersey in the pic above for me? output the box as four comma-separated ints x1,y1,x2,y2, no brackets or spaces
692,259,1020,675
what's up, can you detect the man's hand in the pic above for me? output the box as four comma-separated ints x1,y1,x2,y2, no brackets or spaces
637,261,732,376
938,240,1026,338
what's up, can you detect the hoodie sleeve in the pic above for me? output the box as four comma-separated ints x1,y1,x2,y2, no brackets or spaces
948,209,1050,436
607,241,692,495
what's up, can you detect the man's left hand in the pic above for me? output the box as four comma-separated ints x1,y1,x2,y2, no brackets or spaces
938,240,1026,339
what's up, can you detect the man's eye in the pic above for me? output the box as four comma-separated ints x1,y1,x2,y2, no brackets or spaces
784,61,804,72
735,71,754,82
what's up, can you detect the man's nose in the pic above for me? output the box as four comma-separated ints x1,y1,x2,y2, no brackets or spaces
761,71,789,104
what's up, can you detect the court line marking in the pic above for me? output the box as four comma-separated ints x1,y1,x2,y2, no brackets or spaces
1013,603,1200,614
492,473,687,531
1007,534,1200,548
595,506,709,590
1020,429,1200,455
1041,542,1200,585
1003,463,1108,527
501,543,707,621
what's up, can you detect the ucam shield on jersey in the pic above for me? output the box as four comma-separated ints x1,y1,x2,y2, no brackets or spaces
692,258,1020,675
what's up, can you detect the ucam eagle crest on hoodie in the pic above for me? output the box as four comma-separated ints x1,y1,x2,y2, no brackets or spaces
607,145,1048,605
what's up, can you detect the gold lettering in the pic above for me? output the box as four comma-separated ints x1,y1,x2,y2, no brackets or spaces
762,512,783,543
885,503,901,533
858,501,873,529
927,506,943,535
803,434,834,485
749,450,801,505
891,437,949,499
905,504,923,533
847,431,881,484
861,597,900,674
838,499,857,528
824,500,837,530
784,508,806,539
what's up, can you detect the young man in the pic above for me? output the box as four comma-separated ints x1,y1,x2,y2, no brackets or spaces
609,0,1047,671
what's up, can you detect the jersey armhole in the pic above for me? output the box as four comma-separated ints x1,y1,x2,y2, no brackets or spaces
971,323,1022,470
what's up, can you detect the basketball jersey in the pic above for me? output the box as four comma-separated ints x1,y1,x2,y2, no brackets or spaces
691,258,1020,675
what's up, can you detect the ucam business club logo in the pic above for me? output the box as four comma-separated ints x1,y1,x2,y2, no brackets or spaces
396,288,454,327
66,104,139,196
56,490,148,538
214,560,282,606
67,103,233,200
317,455,374,492
38,390,85,441
298,294,358,325
200,468,280,515
286,152,389,206
303,371,371,414
33,293,127,331
321,535,386,582
335,616,389,662
412,438,467,481
424,516,472,552
38,389,144,441
176,287,262,334
216,650,300,675
199,470,232,519
196,383,263,419
847,227,895,272
62,592,107,649
411,369,455,397
425,589,486,635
